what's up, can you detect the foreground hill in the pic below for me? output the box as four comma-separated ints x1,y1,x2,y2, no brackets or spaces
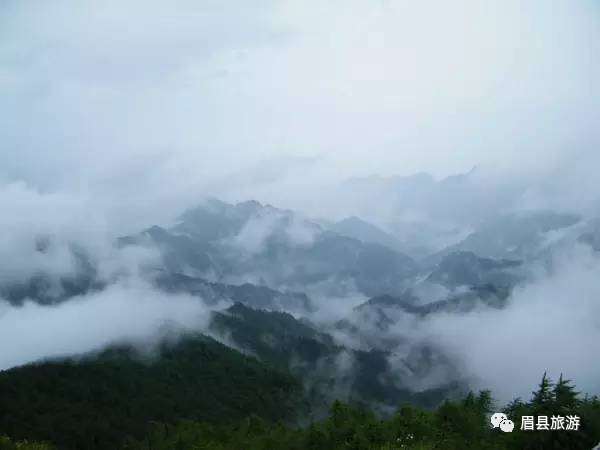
3,376,600,450
122,373,600,450
0,335,305,450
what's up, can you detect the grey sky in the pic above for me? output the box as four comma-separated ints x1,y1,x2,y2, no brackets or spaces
1,0,599,229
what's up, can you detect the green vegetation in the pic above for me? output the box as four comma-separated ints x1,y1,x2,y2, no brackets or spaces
0,330,597,450
210,303,458,410
123,374,600,450
0,335,304,450
0,436,53,450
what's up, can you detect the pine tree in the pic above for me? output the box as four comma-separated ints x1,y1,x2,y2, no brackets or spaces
553,373,579,411
504,397,525,417
531,372,554,412
477,390,493,414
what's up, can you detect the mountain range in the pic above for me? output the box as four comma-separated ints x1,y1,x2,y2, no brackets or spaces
2,190,600,449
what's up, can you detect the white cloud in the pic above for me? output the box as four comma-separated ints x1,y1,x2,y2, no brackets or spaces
422,245,600,403
0,279,211,370
225,208,319,257
1,0,598,219
0,182,160,284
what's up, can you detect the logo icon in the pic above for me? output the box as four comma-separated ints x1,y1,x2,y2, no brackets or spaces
490,413,507,429
491,413,514,433
500,419,515,433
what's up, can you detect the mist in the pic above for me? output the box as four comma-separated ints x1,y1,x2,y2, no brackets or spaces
422,245,600,404
0,279,213,370
2,0,600,225
2,0,600,419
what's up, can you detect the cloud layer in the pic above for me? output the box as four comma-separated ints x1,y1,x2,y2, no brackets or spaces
0,279,212,370
2,0,599,225
420,245,600,403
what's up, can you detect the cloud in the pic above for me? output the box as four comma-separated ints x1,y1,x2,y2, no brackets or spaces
224,207,319,257
421,244,600,404
0,279,212,370
0,183,101,282
1,0,599,224
311,241,600,403
0,182,161,286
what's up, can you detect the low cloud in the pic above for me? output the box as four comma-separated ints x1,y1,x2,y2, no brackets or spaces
421,244,600,403
225,208,320,258
0,279,212,370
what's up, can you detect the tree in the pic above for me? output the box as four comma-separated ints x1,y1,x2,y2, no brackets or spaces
553,374,579,411
531,372,554,411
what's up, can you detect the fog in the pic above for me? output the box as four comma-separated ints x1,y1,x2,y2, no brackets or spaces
2,0,600,226
1,0,600,407
0,279,212,370
422,245,600,404
312,244,600,405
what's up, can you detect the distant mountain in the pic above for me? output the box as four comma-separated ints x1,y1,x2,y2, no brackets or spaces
425,251,522,288
340,250,522,329
578,218,600,251
337,168,523,226
336,281,512,360
118,224,215,275
0,271,99,306
0,244,101,306
321,168,529,258
329,216,403,250
355,284,510,320
121,199,419,297
172,199,286,244
153,271,314,313
431,210,581,261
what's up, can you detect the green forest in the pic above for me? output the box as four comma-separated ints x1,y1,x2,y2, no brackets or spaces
121,376,600,450
1,335,598,450
0,335,304,449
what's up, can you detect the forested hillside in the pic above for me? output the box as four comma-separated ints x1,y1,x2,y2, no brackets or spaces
1,364,599,449
120,374,600,449
209,303,459,412
0,336,304,450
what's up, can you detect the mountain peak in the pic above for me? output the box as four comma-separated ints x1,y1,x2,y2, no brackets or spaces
331,216,400,250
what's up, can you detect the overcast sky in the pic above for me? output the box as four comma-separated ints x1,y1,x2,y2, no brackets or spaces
1,0,599,229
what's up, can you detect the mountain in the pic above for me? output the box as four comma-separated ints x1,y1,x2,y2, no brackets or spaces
336,250,520,333
425,251,522,288
0,245,100,306
208,303,463,412
153,271,314,313
578,218,600,251
355,283,510,319
120,199,419,297
329,216,403,250
118,376,600,450
336,168,524,226
0,334,305,450
430,210,581,261
6,192,598,449
340,283,511,356
319,168,530,258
